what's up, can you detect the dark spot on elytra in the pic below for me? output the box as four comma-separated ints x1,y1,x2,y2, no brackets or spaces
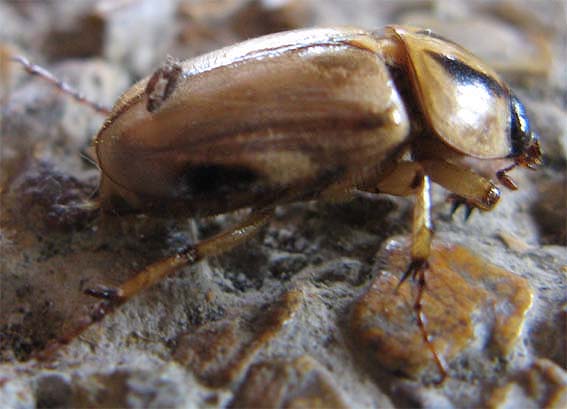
179,164,259,197
427,50,506,98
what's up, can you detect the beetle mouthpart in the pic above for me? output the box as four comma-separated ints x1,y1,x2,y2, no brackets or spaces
497,169,518,190
523,137,543,170
496,161,520,190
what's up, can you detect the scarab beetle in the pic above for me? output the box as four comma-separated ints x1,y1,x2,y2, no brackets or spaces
15,25,541,378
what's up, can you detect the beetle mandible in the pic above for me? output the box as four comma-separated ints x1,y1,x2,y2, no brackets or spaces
12,25,542,379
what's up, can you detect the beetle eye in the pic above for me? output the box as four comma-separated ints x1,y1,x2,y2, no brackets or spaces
509,93,542,170
509,94,533,157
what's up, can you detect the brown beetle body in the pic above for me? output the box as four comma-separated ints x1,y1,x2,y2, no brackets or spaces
14,26,542,379
95,26,540,218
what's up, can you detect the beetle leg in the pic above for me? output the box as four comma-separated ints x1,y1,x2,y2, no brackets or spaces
87,207,273,302
145,56,182,113
364,164,448,381
373,162,424,196
421,160,501,211
36,207,274,360
404,173,449,382
394,166,431,287
8,54,112,115
409,260,448,383
447,194,476,221
408,173,433,265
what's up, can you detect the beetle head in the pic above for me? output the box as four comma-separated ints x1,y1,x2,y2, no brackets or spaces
509,93,542,170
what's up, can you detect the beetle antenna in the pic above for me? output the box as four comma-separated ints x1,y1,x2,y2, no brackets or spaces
10,55,112,116
496,163,519,190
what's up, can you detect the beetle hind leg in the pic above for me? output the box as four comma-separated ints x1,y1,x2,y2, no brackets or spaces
35,207,274,360
370,164,448,381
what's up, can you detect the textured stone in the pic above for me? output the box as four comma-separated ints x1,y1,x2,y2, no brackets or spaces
532,177,567,245
397,11,554,79
351,238,533,379
231,0,315,39
230,355,348,408
488,359,567,408
0,1,565,408
173,289,302,387
34,373,72,408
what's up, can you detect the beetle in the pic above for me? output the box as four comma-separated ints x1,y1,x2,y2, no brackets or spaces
9,25,541,379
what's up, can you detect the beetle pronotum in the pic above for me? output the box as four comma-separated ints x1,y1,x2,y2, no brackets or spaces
8,25,542,380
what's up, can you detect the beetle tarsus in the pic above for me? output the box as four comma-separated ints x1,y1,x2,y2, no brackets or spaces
84,285,124,301
395,258,449,382
411,261,449,383
32,299,119,362
448,194,476,221
395,259,427,293
90,300,119,322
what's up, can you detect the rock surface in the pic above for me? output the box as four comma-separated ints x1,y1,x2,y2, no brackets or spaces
1,1,565,408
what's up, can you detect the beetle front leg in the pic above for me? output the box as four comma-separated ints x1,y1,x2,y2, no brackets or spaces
421,160,501,218
36,207,274,359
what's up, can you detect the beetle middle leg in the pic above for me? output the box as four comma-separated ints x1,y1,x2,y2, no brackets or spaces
145,56,182,113
37,207,274,359
363,162,448,380
401,173,449,382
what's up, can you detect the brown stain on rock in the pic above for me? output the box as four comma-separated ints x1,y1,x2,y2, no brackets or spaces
351,238,533,377
173,289,303,388
487,359,567,408
230,355,348,409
